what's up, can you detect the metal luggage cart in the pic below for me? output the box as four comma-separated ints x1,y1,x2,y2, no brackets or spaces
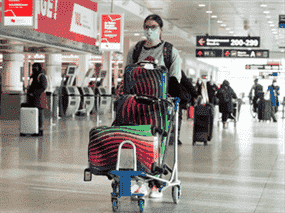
217,99,241,127
84,96,181,212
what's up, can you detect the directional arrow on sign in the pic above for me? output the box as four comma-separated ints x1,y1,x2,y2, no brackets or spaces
224,51,230,57
197,51,203,56
198,38,205,46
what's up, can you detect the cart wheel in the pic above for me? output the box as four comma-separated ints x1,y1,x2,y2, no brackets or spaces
204,141,208,146
138,199,144,212
172,186,180,204
192,141,196,146
112,198,120,212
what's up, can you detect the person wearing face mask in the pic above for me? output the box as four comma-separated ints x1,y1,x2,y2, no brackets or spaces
122,14,182,199
266,79,280,121
24,63,48,136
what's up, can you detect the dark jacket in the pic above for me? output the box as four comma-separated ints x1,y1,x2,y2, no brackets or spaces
27,67,48,108
207,81,218,104
217,80,237,113
196,82,203,96
168,70,199,109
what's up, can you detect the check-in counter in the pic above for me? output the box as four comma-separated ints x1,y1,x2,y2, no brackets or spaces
77,87,95,115
60,86,81,117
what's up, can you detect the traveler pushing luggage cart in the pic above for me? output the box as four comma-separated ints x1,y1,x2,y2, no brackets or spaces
217,98,242,127
84,62,182,212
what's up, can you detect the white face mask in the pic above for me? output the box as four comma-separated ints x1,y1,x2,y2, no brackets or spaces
273,83,276,86
198,81,202,84
144,28,160,41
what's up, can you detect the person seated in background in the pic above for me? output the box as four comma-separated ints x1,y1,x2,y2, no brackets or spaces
216,80,237,129
206,76,218,105
249,79,263,112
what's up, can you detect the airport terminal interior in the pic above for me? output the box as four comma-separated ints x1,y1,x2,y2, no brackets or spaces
0,0,285,212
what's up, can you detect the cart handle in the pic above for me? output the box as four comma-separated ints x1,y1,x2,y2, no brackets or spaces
116,140,137,171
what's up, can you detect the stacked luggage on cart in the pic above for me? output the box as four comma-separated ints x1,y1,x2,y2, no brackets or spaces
84,62,181,212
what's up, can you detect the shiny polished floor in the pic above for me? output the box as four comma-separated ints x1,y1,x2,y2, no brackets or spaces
0,104,284,213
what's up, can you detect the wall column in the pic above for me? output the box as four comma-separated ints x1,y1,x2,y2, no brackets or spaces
101,51,112,94
44,49,62,93
2,45,24,92
77,53,92,87
1,44,24,120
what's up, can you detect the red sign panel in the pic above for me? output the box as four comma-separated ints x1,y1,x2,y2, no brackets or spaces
100,14,124,52
3,0,34,26
33,0,97,46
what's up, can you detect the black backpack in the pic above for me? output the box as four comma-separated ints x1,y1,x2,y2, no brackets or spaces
219,87,231,103
132,40,191,104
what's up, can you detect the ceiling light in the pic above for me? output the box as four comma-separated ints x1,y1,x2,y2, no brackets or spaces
199,4,206,7
226,28,230,31
206,11,212,13
134,33,140,36
273,31,277,34
229,31,234,34
268,21,273,24
271,28,277,31
221,24,226,27
263,11,270,14
217,20,223,23
211,15,217,18
260,4,267,7
270,24,275,27
281,50,284,52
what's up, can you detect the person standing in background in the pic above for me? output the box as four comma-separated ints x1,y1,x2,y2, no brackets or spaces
266,79,280,122
195,78,203,96
207,76,218,105
216,80,237,129
25,63,48,136
249,79,263,113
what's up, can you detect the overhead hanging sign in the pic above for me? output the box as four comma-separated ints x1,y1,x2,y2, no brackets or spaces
196,49,223,58
245,64,281,70
279,15,285,28
70,4,97,39
1,0,38,28
196,49,269,58
196,36,260,47
100,14,124,52
224,49,269,58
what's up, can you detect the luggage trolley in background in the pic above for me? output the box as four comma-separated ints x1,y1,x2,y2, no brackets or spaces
84,63,182,212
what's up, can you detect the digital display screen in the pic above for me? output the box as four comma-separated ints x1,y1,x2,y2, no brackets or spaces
68,67,76,75
68,87,75,93
84,87,89,94
99,88,106,94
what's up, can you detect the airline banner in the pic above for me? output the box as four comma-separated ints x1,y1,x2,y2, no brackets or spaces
100,14,124,52
34,0,97,46
2,0,37,28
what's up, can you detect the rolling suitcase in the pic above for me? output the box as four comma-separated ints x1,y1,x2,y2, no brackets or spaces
20,107,40,136
88,125,159,176
193,103,214,145
258,99,272,121
192,81,214,145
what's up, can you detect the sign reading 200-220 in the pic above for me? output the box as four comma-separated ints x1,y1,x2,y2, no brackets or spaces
196,36,260,47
